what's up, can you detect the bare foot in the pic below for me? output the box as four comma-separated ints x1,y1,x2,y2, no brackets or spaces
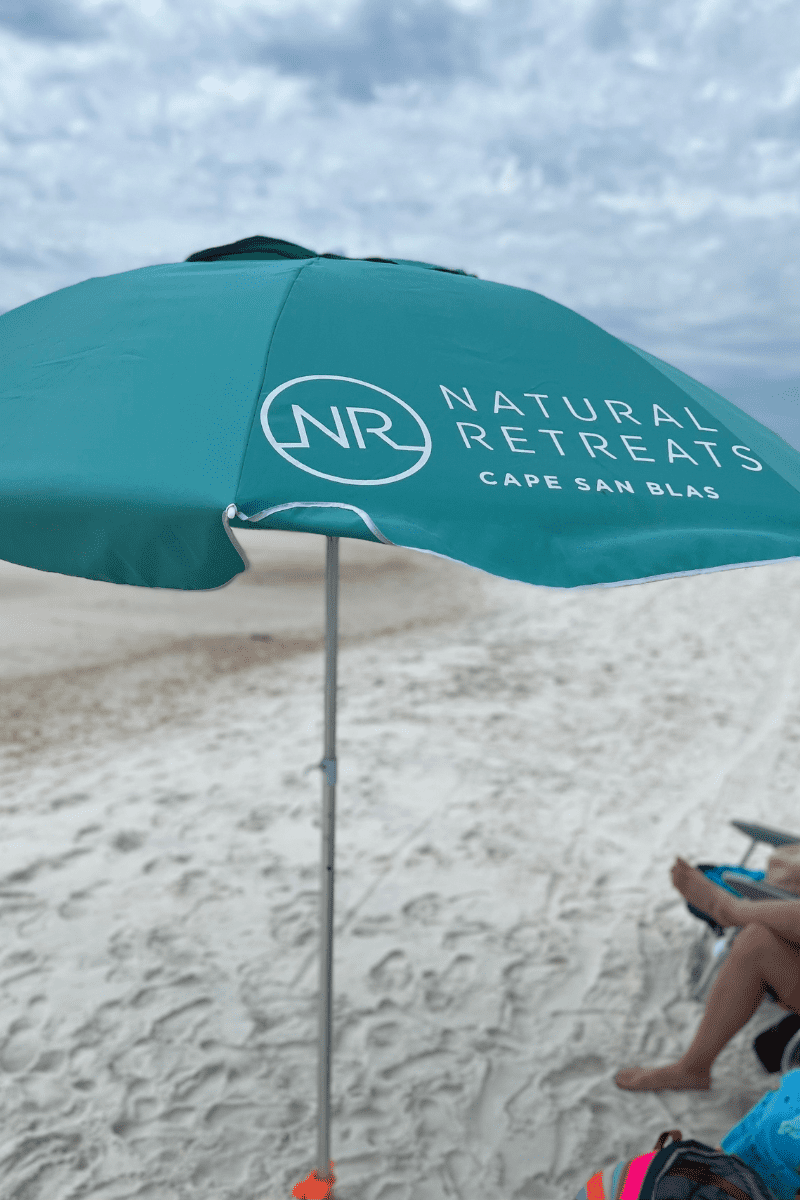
614,1063,711,1092
670,857,743,928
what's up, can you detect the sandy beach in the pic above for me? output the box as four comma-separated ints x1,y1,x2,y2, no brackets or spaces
1,531,799,1200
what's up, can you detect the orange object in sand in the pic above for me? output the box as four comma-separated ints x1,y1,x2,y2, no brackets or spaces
292,1165,335,1199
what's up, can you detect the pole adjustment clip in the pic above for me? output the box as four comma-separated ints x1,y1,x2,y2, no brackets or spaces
320,758,337,787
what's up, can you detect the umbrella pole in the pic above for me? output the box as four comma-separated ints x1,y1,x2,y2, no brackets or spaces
317,535,339,1184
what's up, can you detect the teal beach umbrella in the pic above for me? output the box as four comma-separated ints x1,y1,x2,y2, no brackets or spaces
3,234,800,591
2,235,800,1185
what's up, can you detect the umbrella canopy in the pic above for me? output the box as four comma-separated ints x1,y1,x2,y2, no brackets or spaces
2,235,800,591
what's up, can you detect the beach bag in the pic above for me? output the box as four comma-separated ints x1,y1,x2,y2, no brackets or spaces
575,1129,777,1199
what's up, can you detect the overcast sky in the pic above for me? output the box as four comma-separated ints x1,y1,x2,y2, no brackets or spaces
1,0,798,428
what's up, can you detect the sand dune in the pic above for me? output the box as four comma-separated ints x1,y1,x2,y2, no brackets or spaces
1,533,799,1199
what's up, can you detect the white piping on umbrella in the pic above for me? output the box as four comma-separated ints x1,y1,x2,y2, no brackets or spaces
597,555,800,588
224,500,394,545
224,504,800,593
385,543,800,591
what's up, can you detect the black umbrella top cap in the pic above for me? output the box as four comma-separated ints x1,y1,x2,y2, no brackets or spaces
185,235,318,262
185,235,473,276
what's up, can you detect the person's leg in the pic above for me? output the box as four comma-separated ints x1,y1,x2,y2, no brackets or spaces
671,858,800,943
615,923,800,1091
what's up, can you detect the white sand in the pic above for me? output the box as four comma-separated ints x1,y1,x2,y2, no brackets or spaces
1,532,800,1200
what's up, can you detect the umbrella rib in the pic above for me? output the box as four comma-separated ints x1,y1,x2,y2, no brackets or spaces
231,260,314,504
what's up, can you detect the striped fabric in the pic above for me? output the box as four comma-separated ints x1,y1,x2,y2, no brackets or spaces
575,1150,659,1200
619,1152,657,1198
586,1170,605,1198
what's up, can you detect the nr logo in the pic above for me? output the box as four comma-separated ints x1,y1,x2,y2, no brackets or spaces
260,375,432,485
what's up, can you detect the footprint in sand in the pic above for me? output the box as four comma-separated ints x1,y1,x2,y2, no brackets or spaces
151,998,212,1042
366,1021,403,1050
503,921,544,956
422,954,476,1012
58,883,107,919
0,1021,40,1072
374,1183,409,1200
32,1049,65,1072
541,1053,605,1089
171,1061,227,1106
204,1101,261,1130
111,1079,160,1136
111,830,147,852
369,950,413,992
402,893,442,924
269,895,317,948
50,792,90,811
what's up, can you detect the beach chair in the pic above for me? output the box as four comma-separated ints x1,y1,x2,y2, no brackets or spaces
686,820,800,1075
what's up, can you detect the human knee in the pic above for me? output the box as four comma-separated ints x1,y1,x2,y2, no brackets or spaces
730,923,774,961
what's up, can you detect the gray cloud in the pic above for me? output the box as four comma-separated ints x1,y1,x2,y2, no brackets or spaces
756,103,800,139
712,374,800,451
241,0,481,101
0,0,797,394
0,243,46,268
585,0,629,52
0,0,105,41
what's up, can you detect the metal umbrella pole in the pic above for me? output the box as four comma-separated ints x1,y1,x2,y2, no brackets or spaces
317,535,339,1185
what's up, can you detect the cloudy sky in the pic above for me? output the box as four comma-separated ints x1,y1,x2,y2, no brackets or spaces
1,0,798,428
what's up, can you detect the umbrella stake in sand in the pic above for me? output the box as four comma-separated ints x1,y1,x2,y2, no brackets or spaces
317,535,339,1186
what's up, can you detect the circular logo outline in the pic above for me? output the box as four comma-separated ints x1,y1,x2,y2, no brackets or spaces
260,375,432,486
